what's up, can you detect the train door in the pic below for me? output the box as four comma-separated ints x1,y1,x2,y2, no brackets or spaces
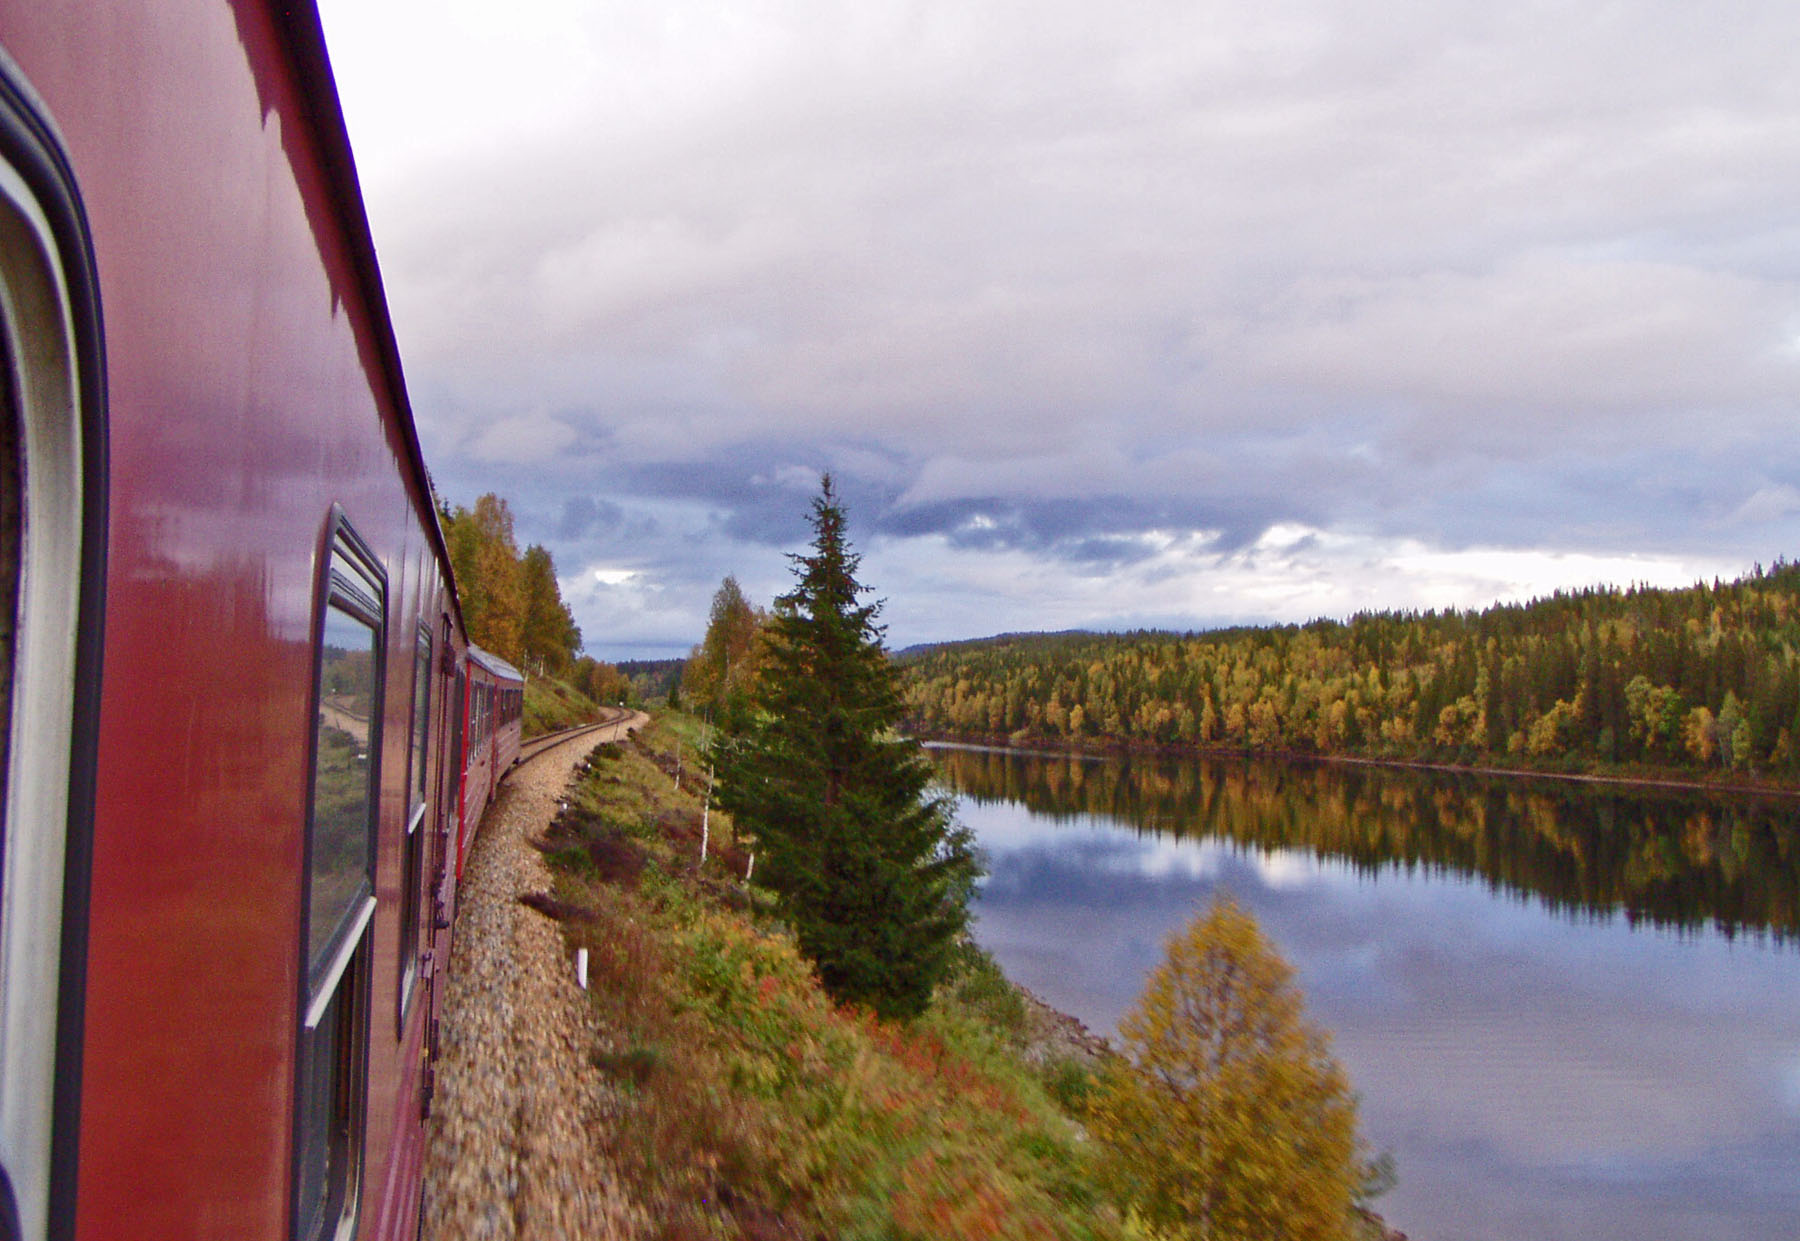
449,663,469,881
416,617,459,1117
397,621,433,1036
427,618,457,943
0,67,107,1241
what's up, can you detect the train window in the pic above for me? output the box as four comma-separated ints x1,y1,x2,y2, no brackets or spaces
296,520,384,1241
410,627,430,805
0,74,106,1241
397,625,430,1025
308,603,377,974
295,943,367,1241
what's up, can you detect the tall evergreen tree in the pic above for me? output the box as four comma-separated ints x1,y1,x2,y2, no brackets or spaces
713,477,978,1019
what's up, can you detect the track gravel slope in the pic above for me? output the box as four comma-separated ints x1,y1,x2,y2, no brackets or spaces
422,714,649,1241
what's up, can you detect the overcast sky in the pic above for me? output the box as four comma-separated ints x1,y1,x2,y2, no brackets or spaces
317,0,1799,660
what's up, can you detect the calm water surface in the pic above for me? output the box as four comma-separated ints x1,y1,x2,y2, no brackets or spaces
928,745,1800,1241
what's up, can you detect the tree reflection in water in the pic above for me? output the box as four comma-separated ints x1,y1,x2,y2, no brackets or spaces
932,743,1800,1241
930,745,1800,943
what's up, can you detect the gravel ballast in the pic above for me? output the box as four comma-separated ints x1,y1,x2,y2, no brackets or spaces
421,718,649,1241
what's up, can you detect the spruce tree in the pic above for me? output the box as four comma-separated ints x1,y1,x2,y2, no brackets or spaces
712,476,977,1019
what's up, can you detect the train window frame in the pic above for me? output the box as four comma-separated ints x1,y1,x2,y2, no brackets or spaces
409,624,430,805
396,622,430,1029
0,64,106,1241
293,512,385,1241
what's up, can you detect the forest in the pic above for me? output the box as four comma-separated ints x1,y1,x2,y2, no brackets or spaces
899,562,1800,782
934,745,1800,942
440,493,631,704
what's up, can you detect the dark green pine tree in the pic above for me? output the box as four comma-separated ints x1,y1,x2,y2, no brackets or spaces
712,476,979,1020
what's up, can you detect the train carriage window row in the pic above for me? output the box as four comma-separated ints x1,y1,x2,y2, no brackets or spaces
296,516,385,1241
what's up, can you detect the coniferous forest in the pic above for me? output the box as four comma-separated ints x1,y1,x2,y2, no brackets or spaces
900,562,1800,782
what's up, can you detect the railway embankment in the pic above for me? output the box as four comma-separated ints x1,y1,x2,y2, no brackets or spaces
426,710,1402,1241
421,714,648,1241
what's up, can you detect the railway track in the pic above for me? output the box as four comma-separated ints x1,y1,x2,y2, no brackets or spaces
514,708,639,766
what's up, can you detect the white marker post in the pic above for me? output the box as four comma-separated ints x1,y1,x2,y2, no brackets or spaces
699,765,714,864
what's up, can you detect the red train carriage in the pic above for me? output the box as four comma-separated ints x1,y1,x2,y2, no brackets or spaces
0,2,515,1239
453,647,525,882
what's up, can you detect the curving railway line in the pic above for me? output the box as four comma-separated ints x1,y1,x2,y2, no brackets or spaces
420,707,647,1240
514,708,642,766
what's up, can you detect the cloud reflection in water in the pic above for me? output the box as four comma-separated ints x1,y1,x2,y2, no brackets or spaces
958,776,1800,1241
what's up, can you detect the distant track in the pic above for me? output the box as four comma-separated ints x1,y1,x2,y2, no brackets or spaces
514,708,637,766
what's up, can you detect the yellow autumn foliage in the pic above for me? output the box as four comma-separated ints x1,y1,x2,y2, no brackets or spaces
1088,897,1365,1241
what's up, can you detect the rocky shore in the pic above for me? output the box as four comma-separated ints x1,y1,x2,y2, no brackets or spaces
1013,984,1112,1067
1008,987,1409,1241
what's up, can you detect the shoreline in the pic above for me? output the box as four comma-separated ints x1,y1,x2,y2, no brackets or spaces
915,730,1800,800
1003,980,1410,1241
1011,983,1111,1067
576,712,1417,1239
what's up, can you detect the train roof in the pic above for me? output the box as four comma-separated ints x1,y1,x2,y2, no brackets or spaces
467,645,524,682
276,2,469,634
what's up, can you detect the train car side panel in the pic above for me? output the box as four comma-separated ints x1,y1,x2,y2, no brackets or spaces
456,647,523,879
0,2,461,1238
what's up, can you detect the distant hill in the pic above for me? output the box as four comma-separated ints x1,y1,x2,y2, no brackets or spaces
898,563,1800,783
892,630,1100,661
617,657,684,702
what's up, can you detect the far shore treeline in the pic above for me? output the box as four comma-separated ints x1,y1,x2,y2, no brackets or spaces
439,493,631,703
671,480,1393,1238
899,562,1800,783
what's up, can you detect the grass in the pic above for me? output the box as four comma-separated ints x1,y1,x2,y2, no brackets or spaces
523,674,606,738
533,713,1129,1241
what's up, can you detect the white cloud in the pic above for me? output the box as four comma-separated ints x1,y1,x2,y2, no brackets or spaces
874,524,1743,646
464,410,578,465
1727,485,1800,527
1228,255,1795,423
320,0,1800,654
1105,836,1224,882
898,446,1132,507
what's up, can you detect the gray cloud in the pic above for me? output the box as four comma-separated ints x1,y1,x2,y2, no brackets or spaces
325,0,1800,654
554,495,624,540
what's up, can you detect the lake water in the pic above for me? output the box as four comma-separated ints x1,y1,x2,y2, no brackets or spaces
927,744,1800,1241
